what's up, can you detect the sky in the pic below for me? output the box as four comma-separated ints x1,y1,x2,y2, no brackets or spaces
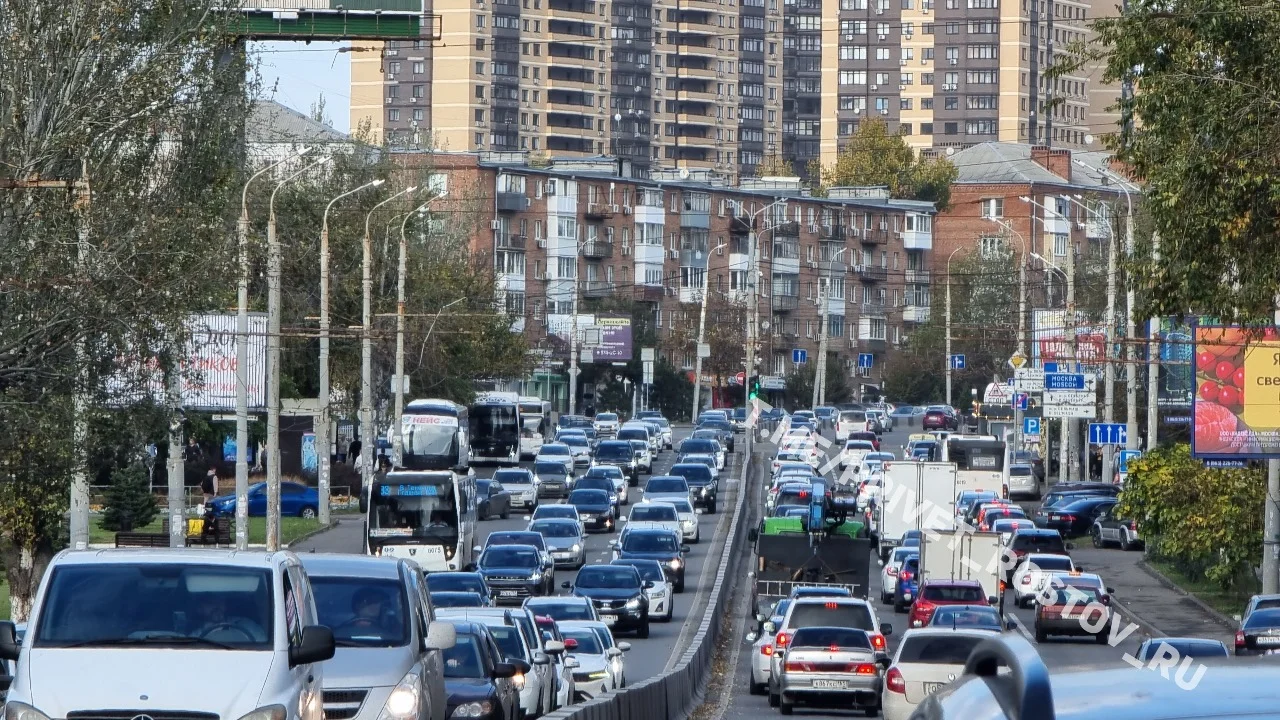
250,40,353,133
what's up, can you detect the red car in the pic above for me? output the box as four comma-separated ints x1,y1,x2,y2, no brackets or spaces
922,406,958,431
908,580,994,628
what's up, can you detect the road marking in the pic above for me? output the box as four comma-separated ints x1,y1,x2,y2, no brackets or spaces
1006,612,1035,642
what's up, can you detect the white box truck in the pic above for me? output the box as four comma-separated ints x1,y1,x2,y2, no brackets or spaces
919,529,1002,604
876,461,958,561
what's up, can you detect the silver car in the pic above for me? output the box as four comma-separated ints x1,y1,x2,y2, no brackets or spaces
773,626,885,715
747,599,792,695
641,476,691,505
528,518,587,569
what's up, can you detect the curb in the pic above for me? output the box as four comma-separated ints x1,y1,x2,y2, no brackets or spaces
284,519,340,549
1136,558,1239,631
1107,591,1168,640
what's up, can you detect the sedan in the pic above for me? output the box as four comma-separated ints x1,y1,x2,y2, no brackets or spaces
558,621,630,701
476,478,512,520
1041,496,1117,537
1236,607,1280,655
925,604,1011,632
208,481,319,518
773,626,885,716
528,518,588,569
430,591,489,609
426,572,493,605
1136,637,1229,662
567,489,617,533
881,629,991,720
561,434,594,466
441,622,524,720
612,558,674,622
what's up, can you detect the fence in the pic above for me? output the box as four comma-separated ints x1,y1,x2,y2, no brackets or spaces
543,436,757,720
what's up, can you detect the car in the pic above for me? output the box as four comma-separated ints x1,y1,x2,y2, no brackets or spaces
523,596,600,623
475,478,512,520
618,423,657,458
1030,579,1111,644
893,554,920,612
425,571,493,605
572,476,622,519
747,599,793,694
646,415,674,448
612,558,674,622
968,501,1017,529
529,518,588,569
840,439,877,470
532,459,574,499
990,518,1037,544
302,554,454,720
1033,484,1122,524
669,463,718,513
430,591,489,608
1134,637,1229,662
1011,553,1077,608
978,506,1028,532
731,407,748,431
627,439,653,475
593,439,641,484
1031,570,1110,608
566,564,651,637
1003,528,1070,582
880,546,919,604
1091,502,1144,550
440,608,559,717
847,430,880,452
530,504,580,523
610,526,689,592
1236,606,1280,655
680,453,722,481
1007,463,1040,499
558,621,631,701
837,409,872,440
696,418,736,453
439,606,574,714
790,585,853,600
926,604,1010,632
908,580,993,628
207,480,320,518
560,433,594,466
493,467,539,510
773,626,885,716
656,496,701,543
439,621,524,720
679,437,726,469
773,457,815,478
1011,449,1046,485
567,488,617,533
536,443,575,470
476,543,554,605
593,412,620,437
481,530,555,578
764,597,892,707
955,490,1001,521
921,406,958,431
624,501,683,537
642,475,692,505
1040,496,1117,537
880,628,994,720
583,464,628,506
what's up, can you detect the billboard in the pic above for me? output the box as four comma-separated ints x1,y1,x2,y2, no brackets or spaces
547,313,633,362
107,313,268,411
1031,309,1109,369
1157,316,1215,410
1192,325,1280,458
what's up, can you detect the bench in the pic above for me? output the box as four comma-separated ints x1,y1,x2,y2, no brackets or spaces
163,517,234,547
114,532,171,548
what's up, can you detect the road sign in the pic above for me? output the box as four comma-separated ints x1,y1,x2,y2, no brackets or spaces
1024,417,1042,436
950,354,966,370
642,361,654,385
697,342,711,359
1043,362,1059,373
389,375,410,394
1008,350,1028,370
1043,404,1096,418
792,348,808,364
1013,393,1029,410
1088,423,1128,446
641,347,655,362
858,353,875,370
1118,449,1142,474
1044,373,1086,390
1014,368,1045,393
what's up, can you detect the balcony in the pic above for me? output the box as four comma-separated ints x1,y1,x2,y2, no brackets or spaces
772,221,800,238
580,240,613,259
634,285,664,303
772,295,799,312
819,258,847,275
780,331,799,345
674,65,717,80
856,265,888,282
905,269,931,284
857,338,887,353
821,225,847,240
582,280,616,298
904,305,931,323
861,302,887,317
679,44,719,59
496,233,527,250
863,228,890,245
496,192,530,213
584,202,615,219
731,216,754,234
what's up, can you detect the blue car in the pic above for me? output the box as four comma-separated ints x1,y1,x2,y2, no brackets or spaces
893,554,920,613
207,481,320,518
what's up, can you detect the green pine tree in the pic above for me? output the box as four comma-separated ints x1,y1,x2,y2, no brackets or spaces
100,464,158,532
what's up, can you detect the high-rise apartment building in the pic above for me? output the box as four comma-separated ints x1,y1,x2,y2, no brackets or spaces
352,0,1113,177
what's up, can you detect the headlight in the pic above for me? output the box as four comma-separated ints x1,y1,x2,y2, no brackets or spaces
571,544,582,552
450,701,493,718
529,571,542,581
626,597,641,609
588,670,609,680
669,558,682,569
6,704,52,720
377,669,422,720
651,589,667,598
512,671,526,689
234,707,287,720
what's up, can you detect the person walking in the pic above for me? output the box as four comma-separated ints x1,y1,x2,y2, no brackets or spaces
201,465,218,506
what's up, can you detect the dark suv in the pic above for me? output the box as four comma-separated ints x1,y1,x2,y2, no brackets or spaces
669,463,718,513
477,544,554,605
612,526,689,592
1002,529,1069,583
593,440,640,484
567,564,652,637
696,419,736,452
922,406,958,431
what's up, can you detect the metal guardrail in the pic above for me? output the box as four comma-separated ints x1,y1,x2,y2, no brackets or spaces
543,436,755,720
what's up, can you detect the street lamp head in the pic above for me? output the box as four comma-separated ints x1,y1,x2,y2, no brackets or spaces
371,179,387,187
1018,196,1032,203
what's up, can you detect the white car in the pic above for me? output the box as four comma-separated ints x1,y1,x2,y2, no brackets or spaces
628,439,653,473
657,497,701,543
881,628,993,720
879,546,919,604
622,502,683,538
772,456,812,477
559,621,630,700
641,476,692,505
593,412,620,437
1011,553,1077,608
746,598,793,695
493,467,539,510
584,464,629,506
613,558,674,622
536,443,575,469
561,435,593,466
840,440,876,470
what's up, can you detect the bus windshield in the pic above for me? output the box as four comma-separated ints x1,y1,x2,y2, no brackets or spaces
948,440,1006,471
369,477,459,538
402,413,461,470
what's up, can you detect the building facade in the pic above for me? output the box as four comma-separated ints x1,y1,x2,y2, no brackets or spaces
406,151,935,405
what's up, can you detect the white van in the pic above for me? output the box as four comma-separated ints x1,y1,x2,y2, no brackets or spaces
836,410,871,441
0,549,336,720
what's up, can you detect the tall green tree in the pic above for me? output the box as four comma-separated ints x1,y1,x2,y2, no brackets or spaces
817,117,959,209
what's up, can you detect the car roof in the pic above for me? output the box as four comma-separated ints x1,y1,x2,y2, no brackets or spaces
1014,528,1060,536
622,525,680,537
298,553,405,579
526,595,591,606
922,579,983,588
52,548,290,568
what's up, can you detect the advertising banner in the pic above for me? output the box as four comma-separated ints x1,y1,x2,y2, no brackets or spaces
547,313,633,362
1192,325,1280,458
1031,309,1109,369
1157,316,1214,410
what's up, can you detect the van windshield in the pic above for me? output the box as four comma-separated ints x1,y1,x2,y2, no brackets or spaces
33,563,274,650
312,576,410,647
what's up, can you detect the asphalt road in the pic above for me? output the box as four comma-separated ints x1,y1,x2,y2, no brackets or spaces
296,426,744,692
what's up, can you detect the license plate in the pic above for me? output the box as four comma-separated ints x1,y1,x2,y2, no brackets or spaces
600,614,617,625
499,590,518,597
812,680,847,689
1257,636,1280,646
903,592,913,599
923,682,944,694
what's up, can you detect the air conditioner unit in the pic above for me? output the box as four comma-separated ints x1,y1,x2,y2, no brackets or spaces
537,237,547,248
921,58,928,65
870,85,878,90
875,6,883,12
611,204,620,213
898,84,906,90
900,60,907,66
387,74,396,80
844,33,855,40
622,246,632,255
878,34,887,40
880,108,888,115
949,58,958,65
410,97,418,103
716,246,724,255
490,220,502,230
853,108,861,114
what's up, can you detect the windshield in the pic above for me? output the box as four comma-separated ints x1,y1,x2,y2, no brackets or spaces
541,444,571,457
535,461,568,477
576,478,614,494
1010,466,1033,476
840,412,866,423
402,413,460,469
569,490,610,506
489,533,543,550
485,623,527,661
1012,534,1067,553
530,601,595,621
531,521,580,538
671,465,713,483
1028,556,1074,571
646,478,688,494
443,633,487,678
666,499,694,514
586,467,623,480
471,404,519,440
596,443,633,461
481,546,540,568
33,563,273,649
597,413,619,422
533,506,578,520
618,429,647,441
788,602,873,630
562,629,604,654
790,627,871,649
622,533,679,553
577,567,640,589
1245,609,1280,629
312,577,409,647
921,585,986,602
563,436,589,448
494,470,533,485
897,634,986,663
370,479,458,537
615,561,664,583
426,574,485,595
930,607,1001,628
631,505,678,522
431,593,485,608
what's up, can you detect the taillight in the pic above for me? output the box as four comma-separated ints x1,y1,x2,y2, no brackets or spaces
775,632,791,648
850,663,878,674
871,633,886,651
1021,575,1032,585
914,602,935,620
1061,514,1077,522
1130,521,1138,531
1236,631,1246,647
760,644,774,656
886,667,906,694
901,570,914,581
887,566,899,576
784,660,809,672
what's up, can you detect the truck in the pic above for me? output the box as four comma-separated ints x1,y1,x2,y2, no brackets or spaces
875,461,958,562
918,528,1002,604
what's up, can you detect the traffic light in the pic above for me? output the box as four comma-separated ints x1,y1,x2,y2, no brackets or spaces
748,375,761,400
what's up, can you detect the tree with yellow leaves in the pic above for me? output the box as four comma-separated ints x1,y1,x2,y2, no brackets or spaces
817,118,959,210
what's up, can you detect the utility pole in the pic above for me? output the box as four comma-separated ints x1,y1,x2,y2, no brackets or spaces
944,247,965,408
393,203,431,468
166,372,186,549
1101,205,1119,483
812,246,845,407
745,220,760,430
70,174,92,551
1267,296,1280,595
692,246,723,421
569,255,582,417
1145,230,1161,454
1066,221,1079,482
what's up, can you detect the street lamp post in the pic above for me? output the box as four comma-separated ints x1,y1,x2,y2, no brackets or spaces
945,246,966,407
728,198,788,433
812,246,848,408
986,217,1029,453
392,202,445,469
692,242,728,420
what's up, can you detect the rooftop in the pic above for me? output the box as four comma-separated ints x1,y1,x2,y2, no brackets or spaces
248,99,350,146
949,142,1132,194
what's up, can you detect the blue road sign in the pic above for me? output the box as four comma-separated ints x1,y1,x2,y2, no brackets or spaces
950,354,966,370
1118,449,1142,474
1043,362,1059,373
792,348,807,364
858,353,874,370
1045,373,1086,390
1088,423,1128,446
1024,417,1042,436
1013,393,1029,411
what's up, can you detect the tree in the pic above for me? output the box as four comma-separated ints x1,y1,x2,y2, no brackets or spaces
782,360,853,411
100,464,158,532
755,153,798,178
309,94,332,127
817,117,959,209
1063,0,1280,322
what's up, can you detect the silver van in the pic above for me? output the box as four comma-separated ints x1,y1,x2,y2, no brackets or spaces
0,549,336,720
300,554,457,720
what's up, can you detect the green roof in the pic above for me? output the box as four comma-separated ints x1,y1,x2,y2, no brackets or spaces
761,517,865,536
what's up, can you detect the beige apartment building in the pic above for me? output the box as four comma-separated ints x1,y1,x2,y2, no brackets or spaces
352,0,1115,179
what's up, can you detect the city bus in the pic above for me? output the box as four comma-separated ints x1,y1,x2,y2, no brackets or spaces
943,435,1008,498
518,395,551,459
469,391,521,465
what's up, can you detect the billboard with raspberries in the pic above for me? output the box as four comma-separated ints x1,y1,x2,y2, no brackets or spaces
1192,325,1280,458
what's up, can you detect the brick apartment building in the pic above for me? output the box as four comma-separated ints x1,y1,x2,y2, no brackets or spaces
402,150,936,408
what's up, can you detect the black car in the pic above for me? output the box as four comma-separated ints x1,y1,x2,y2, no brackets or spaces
695,419,736,452
1136,637,1228,661
676,437,723,460
594,440,640,484
430,591,489,608
1033,484,1121,524
482,531,555,580
567,488,617,532
442,621,525,720
476,543,552,605
476,478,512,520
1237,607,1280,655
612,526,689,592
567,564,652,637
731,407,748,432
1003,529,1069,582
426,572,494,605
573,476,621,518
533,460,574,499
669,463,718,513
1040,496,1117,537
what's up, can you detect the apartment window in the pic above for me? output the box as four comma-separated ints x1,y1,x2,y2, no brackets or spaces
900,98,912,110
945,96,958,110
921,122,934,133
979,198,1004,218
876,48,890,60
558,257,577,279
900,123,913,134
476,14,485,27
475,61,485,75
979,235,1006,256
389,61,402,74
966,120,996,135
840,71,866,85
967,44,997,59
413,108,424,121
412,85,425,98
967,95,998,110
388,109,400,122
1053,233,1069,256
946,21,959,34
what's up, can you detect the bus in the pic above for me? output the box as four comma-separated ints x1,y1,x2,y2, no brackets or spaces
943,436,1007,498
398,399,471,472
518,395,551,460
469,392,521,465
365,470,479,572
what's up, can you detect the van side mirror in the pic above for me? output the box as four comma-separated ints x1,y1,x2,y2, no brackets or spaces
289,625,336,667
763,621,777,634
491,661,518,679
644,580,655,589
544,640,566,655
988,596,998,606
564,657,580,670
748,529,758,543
680,546,690,554
424,621,457,651
0,622,19,661
532,651,550,665
879,623,893,636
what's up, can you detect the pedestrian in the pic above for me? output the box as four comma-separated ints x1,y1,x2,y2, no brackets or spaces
348,439,362,467
201,464,218,506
